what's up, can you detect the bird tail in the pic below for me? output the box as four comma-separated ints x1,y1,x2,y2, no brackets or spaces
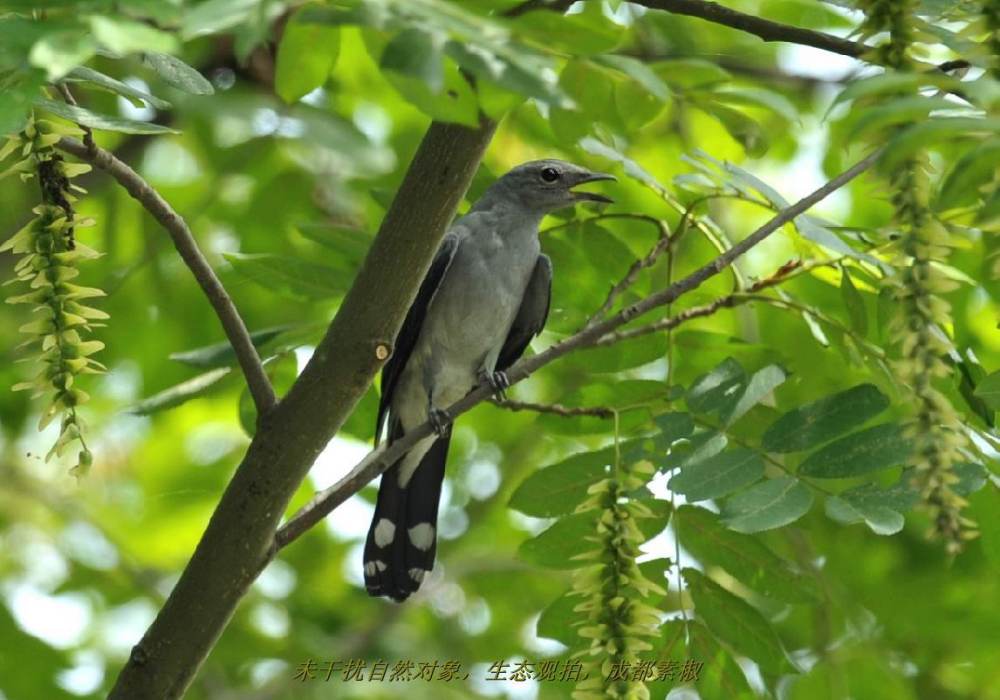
363,419,450,602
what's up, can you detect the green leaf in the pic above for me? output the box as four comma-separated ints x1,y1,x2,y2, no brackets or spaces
28,31,97,80
686,358,784,426
380,28,443,92
508,438,655,517
382,53,480,127
0,73,42,136
954,462,988,496
593,54,671,101
797,423,910,478
970,485,1000,568
683,568,790,674
696,100,768,157
936,139,1000,211
712,86,799,122
536,591,583,648
570,334,669,374
223,253,347,300
65,66,171,109
275,7,341,103
830,71,960,111
684,621,757,700
511,10,620,55
652,58,731,89
669,448,764,502
143,53,215,95
762,383,889,453
509,448,613,517
825,495,904,535
836,478,920,514
976,189,1000,229
846,95,958,142
880,117,1000,172
725,364,786,427
181,0,259,39
518,511,596,570
655,411,695,446
840,267,868,337
518,499,670,568
721,476,814,533
687,358,745,417
558,59,616,125
128,367,232,415
89,15,178,55
662,431,727,472
974,370,1000,410
675,505,818,603
33,98,179,135
169,325,298,368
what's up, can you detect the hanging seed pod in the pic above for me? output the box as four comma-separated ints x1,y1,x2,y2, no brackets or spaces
1,117,107,476
569,457,664,700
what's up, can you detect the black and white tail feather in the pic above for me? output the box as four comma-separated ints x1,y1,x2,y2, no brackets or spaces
363,417,450,601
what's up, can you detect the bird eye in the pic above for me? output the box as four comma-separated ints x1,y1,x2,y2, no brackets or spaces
539,167,560,183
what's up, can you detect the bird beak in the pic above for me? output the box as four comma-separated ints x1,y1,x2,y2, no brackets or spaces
570,172,616,204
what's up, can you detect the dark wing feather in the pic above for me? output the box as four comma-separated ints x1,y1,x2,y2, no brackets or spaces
496,254,552,372
375,233,459,445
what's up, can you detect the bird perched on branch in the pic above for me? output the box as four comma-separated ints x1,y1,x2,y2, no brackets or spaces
363,159,615,601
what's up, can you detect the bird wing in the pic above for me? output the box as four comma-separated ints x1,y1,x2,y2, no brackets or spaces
496,253,552,372
375,232,460,445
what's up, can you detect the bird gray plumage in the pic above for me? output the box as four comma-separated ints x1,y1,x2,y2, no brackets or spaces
363,159,614,601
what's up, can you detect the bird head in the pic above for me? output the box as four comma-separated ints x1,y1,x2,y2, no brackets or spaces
491,159,616,213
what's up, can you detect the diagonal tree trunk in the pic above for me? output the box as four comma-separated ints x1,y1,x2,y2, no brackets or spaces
107,116,497,700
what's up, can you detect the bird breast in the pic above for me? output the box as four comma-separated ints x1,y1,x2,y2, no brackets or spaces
424,230,539,362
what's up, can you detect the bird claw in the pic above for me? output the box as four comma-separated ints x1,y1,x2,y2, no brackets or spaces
428,407,452,437
479,369,510,401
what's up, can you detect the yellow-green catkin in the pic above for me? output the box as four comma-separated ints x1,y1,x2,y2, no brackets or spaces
860,0,972,551
0,117,107,476
569,457,664,700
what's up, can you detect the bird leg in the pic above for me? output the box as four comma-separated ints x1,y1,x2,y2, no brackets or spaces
478,368,510,401
428,406,452,438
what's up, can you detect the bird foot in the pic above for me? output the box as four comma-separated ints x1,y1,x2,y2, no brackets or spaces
478,369,510,401
428,407,452,438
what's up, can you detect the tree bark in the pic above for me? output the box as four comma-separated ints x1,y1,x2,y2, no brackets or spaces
107,116,496,699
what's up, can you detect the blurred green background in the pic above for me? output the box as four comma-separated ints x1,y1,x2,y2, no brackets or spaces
1,1,999,698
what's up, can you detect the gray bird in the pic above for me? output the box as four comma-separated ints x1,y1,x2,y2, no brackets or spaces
363,159,615,601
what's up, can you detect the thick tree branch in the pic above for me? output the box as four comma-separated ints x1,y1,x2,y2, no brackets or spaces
104,118,497,699
274,148,882,551
634,0,867,57
56,137,277,415
506,0,868,58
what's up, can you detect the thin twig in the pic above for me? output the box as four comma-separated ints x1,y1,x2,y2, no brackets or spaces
491,397,615,418
55,84,96,155
273,149,882,550
586,216,671,326
503,0,575,19
56,137,277,414
594,260,801,346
